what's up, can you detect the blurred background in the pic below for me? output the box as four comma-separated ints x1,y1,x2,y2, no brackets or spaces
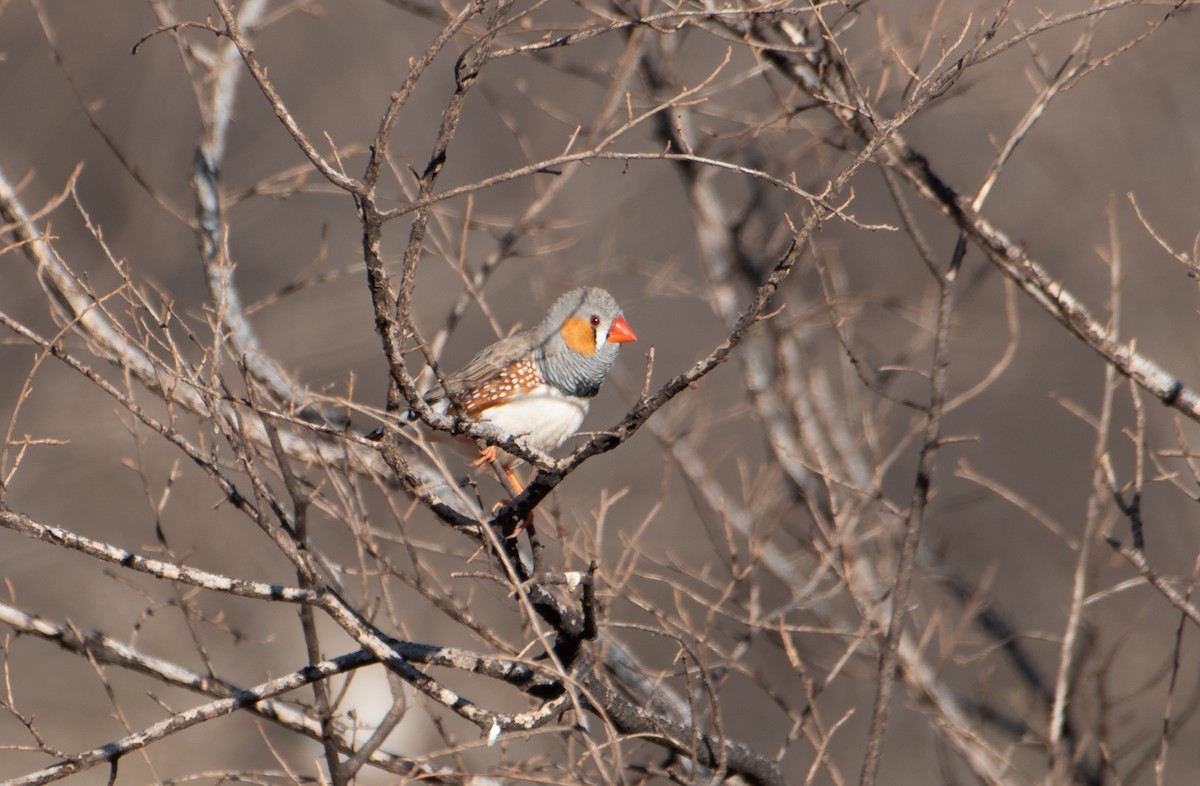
2,1,1200,784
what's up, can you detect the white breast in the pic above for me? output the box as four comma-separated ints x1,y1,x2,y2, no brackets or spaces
475,384,588,456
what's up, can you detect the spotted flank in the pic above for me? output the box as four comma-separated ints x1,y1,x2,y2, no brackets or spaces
458,357,544,418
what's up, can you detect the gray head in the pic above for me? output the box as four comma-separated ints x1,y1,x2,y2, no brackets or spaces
532,287,637,398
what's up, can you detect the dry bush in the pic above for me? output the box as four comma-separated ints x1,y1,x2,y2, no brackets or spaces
2,2,1200,785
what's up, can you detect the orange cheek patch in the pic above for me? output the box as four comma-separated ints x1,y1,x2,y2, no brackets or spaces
560,316,596,355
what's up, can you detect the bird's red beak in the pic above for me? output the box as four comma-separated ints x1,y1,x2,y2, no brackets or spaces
608,315,637,344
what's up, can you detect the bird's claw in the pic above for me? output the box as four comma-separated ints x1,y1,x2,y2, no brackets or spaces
470,445,499,468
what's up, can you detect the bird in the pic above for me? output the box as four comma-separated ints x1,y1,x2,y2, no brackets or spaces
409,286,636,494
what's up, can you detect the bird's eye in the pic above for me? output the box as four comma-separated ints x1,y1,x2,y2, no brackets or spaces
589,315,601,328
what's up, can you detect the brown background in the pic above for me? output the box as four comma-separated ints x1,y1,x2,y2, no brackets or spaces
2,1,1200,784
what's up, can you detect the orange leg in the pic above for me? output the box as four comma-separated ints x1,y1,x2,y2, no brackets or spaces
492,467,535,537
471,447,535,535
509,479,536,535
502,464,525,495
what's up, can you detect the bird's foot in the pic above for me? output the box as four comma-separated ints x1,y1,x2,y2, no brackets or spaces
470,445,499,468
